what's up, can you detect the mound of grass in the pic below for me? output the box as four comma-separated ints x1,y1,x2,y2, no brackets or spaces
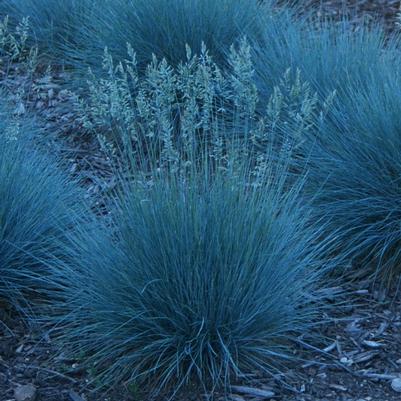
47,143,336,397
253,12,399,95
0,0,95,62
254,19,401,287
250,15,401,288
71,0,268,76
252,15,401,135
0,97,88,315
304,67,401,287
1,0,270,76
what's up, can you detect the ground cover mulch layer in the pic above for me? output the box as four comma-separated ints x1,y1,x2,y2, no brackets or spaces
295,0,401,33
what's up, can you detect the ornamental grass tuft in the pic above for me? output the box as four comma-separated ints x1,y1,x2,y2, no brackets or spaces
0,0,95,63
252,15,401,287
1,0,270,77
64,0,268,76
47,142,337,397
252,15,401,142
304,62,401,288
0,96,88,315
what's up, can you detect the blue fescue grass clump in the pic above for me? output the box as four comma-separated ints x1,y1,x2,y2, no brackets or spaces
0,0,95,62
256,19,401,287
251,12,401,155
252,16,401,132
253,13,400,98
251,16,401,287
48,0,266,75
48,149,336,397
304,64,401,288
0,0,269,72
0,98,86,315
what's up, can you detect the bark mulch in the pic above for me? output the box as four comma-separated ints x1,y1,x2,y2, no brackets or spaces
294,0,401,33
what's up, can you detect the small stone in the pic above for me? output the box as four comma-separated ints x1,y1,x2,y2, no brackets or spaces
391,378,401,393
14,384,37,401
230,386,275,398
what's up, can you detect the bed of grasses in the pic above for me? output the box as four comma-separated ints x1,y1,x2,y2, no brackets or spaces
1,0,401,398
